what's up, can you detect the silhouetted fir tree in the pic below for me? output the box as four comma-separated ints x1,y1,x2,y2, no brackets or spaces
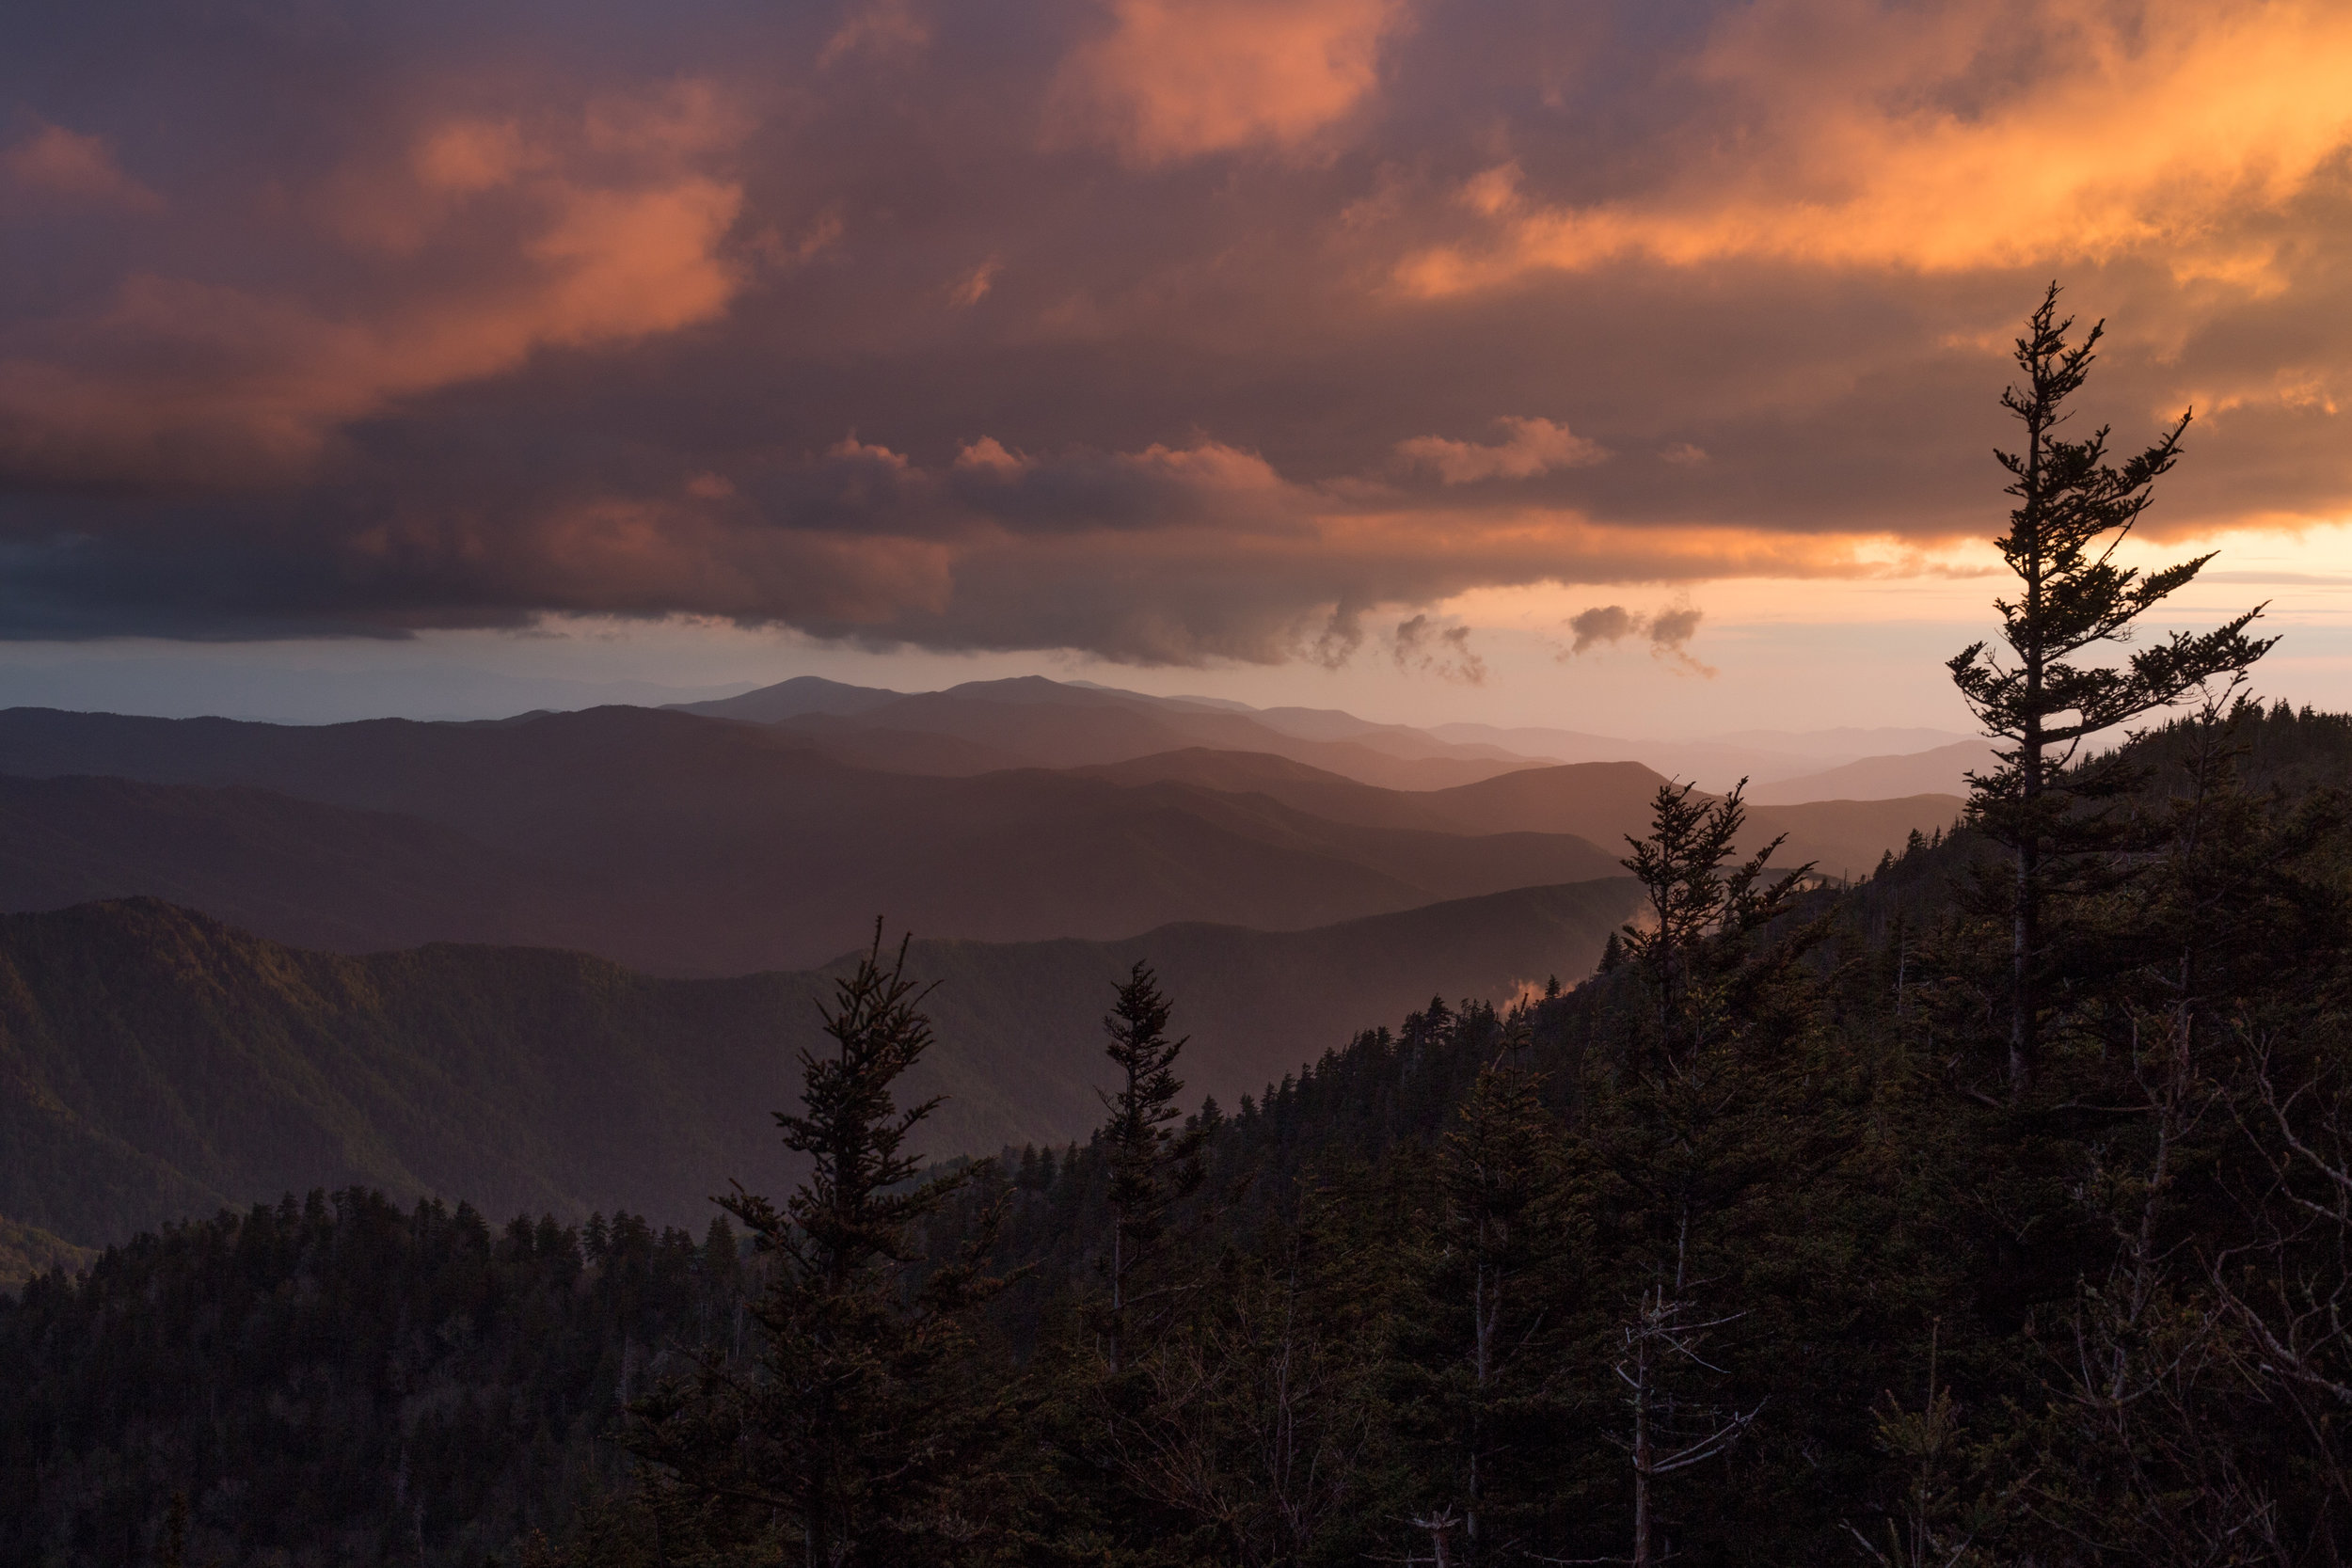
1581,775,1830,1565
1096,961,1206,1375
1392,1056,1569,1565
1616,778,1812,1072
1948,282,2272,1100
625,922,1009,1568
1403,995,1455,1052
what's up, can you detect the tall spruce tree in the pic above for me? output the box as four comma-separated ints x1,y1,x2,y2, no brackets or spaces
1098,961,1205,1374
628,922,1005,1568
1618,778,1809,1072
1948,283,2273,1099
1597,778,1819,1564
1406,1052,1565,1565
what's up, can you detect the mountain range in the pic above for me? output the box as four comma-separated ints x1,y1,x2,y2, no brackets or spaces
679,675,1986,793
0,672,1974,1268
0,681,1962,972
0,883,1637,1252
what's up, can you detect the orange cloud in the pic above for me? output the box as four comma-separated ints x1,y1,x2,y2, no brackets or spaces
413,119,531,195
1395,417,1606,483
949,259,1000,307
1055,0,1406,164
2,122,160,210
0,85,747,485
1398,0,2352,293
1120,438,1288,493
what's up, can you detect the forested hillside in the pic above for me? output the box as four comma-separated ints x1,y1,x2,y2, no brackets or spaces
0,879,1635,1251
6,698,2347,1566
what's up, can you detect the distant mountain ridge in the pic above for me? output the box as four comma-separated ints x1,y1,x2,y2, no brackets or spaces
0,886,1640,1247
0,707,1626,970
1073,750,1961,879
678,673,1977,795
0,698,1959,970
718,676,1552,790
1746,739,1998,804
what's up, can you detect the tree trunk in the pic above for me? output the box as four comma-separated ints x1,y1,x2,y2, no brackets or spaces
1108,1220,1125,1375
1631,1302,1652,1568
1632,1399,1651,1568
2010,409,2047,1104
2010,832,2036,1100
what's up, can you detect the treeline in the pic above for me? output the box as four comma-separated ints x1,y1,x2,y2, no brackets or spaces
3,694,2348,1564
608,689,2352,1567
0,1192,743,1565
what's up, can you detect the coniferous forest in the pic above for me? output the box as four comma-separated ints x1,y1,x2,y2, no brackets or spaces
7,305,2352,1566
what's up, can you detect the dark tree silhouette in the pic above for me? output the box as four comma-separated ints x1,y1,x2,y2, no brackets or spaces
1617,778,1809,1072
1948,282,2273,1098
629,920,1006,1568
1416,1055,1564,1564
1098,960,1205,1373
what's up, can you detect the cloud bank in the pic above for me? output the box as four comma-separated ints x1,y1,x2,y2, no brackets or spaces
1,0,2346,661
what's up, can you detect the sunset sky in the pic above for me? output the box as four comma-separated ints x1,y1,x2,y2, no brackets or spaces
5,0,2351,734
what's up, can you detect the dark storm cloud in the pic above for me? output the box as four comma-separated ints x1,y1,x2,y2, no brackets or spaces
2,0,2349,660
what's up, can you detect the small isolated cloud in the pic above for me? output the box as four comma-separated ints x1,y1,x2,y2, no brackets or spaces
1053,0,1406,165
820,0,932,68
3,122,161,209
949,259,1000,307
749,209,844,270
1661,442,1708,467
953,436,1029,474
1395,417,1605,483
1565,603,1636,654
1561,601,1713,676
1391,612,1486,684
1309,604,1365,669
828,435,913,470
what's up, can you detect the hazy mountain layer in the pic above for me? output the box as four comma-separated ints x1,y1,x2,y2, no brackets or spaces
0,701,1955,974
1746,738,1998,803
0,708,1622,971
679,676,1980,793
685,675,1545,788
0,882,1638,1245
1074,750,1964,878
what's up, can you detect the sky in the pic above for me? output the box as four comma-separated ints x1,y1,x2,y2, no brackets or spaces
4,0,2351,734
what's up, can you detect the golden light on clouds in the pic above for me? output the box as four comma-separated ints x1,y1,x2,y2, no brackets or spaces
5,0,2351,692
1399,0,2352,294
1395,419,1607,483
0,85,748,485
1054,0,1407,163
